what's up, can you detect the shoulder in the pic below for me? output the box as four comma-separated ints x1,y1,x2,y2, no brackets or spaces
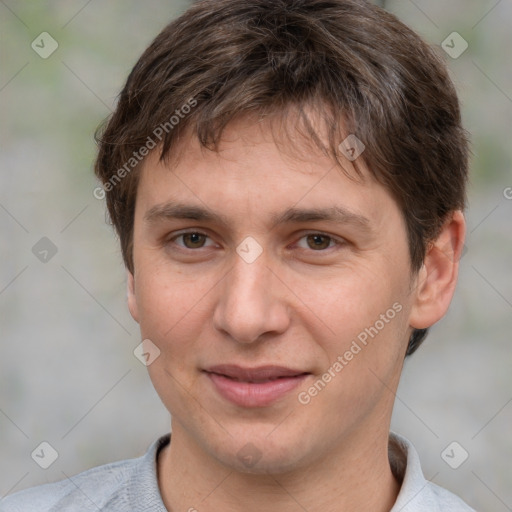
427,481,477,511
389,432,476,512
0,458,134,512
0,435,170,512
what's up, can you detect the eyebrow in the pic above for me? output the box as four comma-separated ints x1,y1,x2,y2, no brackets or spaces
144,201,372,232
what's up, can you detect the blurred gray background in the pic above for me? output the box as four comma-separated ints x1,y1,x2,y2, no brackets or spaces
0,1,511,510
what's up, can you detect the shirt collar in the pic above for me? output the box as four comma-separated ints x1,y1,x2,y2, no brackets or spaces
128,433,170,511
389,432,441,512
129,432,438,512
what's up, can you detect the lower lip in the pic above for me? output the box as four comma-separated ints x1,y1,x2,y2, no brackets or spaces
205,372,309,407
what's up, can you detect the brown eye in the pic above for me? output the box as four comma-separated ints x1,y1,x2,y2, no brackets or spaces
178,232,209,249
305,234,333,250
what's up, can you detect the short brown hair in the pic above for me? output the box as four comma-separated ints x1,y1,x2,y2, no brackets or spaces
94,0,470,355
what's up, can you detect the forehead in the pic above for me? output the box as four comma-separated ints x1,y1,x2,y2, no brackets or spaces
135,115,401,233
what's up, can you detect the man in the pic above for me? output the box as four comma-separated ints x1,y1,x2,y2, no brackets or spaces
1,0,475,510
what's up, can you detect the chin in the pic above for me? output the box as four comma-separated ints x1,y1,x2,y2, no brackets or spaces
211,431,314,475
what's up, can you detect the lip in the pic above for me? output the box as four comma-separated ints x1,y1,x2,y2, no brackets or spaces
203,365,310,407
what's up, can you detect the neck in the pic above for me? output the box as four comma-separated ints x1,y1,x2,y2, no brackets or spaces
158,420,401,512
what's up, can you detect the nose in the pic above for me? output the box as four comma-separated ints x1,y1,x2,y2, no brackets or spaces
212,252,291,344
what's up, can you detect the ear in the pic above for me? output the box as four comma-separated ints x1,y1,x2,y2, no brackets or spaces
127,270,139,323
409,210,466,330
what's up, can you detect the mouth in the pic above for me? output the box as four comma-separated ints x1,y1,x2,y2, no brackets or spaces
202,365,311,407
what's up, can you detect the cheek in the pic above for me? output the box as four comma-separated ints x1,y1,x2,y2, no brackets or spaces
135,269,193,343
296,264,410,396
296,280,408,437
134,262,220,363
135,268,214,410
296,261,406,340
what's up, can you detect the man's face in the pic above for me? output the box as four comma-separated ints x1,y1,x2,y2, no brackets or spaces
128,116,417,473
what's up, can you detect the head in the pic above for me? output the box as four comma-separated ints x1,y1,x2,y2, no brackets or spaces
94,0,469,473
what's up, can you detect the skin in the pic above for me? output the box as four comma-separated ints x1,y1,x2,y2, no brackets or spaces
127,114,466,512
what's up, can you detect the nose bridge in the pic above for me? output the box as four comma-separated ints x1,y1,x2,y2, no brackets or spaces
230,255,267,300
213,250,289,343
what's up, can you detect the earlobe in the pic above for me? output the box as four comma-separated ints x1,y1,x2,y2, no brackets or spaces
127,270,139,323
409,210,466,330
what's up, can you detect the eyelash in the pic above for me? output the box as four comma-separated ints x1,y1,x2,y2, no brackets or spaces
167,230,344,253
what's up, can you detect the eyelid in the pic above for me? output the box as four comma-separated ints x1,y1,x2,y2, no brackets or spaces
291,231,345,251
167,229,216,248
165,229,346,251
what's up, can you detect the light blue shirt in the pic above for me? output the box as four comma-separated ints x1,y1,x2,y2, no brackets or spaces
0,433,476,511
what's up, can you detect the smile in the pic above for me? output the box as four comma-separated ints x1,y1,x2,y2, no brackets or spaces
203,365,311,407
